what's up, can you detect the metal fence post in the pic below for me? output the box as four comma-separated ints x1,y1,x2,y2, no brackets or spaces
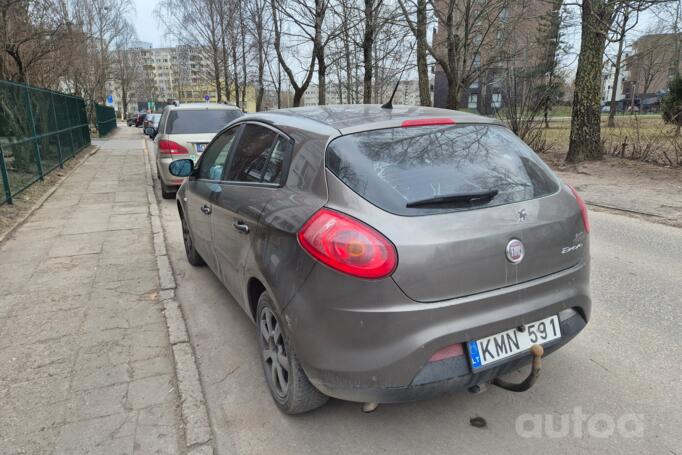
24,84,44,180
50,92,64,168
0,144,12,204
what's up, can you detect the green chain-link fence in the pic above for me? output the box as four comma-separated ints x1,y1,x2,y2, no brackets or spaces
0,80,90,205
94,103,117,137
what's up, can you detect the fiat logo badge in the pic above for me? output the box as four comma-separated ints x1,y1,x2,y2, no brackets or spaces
506,239,525,263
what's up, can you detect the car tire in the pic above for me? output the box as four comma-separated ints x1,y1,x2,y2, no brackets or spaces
180,213,205,266
256,292,329,414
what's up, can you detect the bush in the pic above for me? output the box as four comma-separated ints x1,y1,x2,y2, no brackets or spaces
662,74,682,127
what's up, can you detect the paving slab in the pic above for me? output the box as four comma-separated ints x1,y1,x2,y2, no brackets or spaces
0,127,184,454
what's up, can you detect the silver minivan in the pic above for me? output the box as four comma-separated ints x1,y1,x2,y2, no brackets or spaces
151,103,242,198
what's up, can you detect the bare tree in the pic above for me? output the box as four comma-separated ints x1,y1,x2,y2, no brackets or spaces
0,0,71,85
271,0,316,106
112,22,143,117
651,0,682,72
606,5,644,127
404,0,520,109
397,0,432,106
628,31,669,98
156,0,224,102
567,0,653,163
245,0,272,110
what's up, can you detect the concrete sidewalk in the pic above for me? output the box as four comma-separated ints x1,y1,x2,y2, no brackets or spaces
0,128,183,454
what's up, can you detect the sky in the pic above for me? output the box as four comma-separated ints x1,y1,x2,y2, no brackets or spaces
128,0,657,77
132,0,164,47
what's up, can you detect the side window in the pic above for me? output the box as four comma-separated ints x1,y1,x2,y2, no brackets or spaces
196,127,239,180
262,137,290,184
225,124,277,182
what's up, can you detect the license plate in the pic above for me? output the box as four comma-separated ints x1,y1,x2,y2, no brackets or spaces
468,315,561,369
195,143,207,153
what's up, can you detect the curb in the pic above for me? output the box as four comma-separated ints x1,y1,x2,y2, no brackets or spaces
585,200,666,219
0,145,100,246
142,140,215,455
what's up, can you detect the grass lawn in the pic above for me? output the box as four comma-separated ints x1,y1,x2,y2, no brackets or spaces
539,115,681,167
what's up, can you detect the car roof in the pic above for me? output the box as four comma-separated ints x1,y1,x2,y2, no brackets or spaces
167,103,241,111
243,104,501,136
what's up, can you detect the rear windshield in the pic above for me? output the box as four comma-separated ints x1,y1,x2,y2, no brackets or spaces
326,124,559,216
166,109,241,134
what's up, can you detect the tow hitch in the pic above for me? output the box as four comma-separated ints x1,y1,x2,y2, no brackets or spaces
492,344,544,392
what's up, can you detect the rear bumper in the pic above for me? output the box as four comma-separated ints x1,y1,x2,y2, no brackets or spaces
283,260,590,404
157,156,186,188
353,309,585,404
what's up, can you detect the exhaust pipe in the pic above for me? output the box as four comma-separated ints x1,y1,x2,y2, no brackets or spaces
492,344,544,392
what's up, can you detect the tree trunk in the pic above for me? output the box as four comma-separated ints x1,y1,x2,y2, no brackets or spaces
239,3,247,109
219,12,231,103
362,0,374,104
416,0,430,106
446,75,459,110
232,43,240,108
607,8,629,128
211,47,222,103
567,0,614,163
318,52,326,105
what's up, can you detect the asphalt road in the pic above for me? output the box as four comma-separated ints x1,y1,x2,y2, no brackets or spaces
149,138,681,454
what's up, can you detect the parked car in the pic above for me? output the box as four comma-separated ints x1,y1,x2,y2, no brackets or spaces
167,105,591,414
143,113,161,134
153,103,243,198
126,114,137,126
134,112,147,127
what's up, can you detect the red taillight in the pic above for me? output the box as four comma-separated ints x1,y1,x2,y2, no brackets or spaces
401,118,455,127
568,185,590,234
428,343,464,362
158,140,188,155
297,208,397,279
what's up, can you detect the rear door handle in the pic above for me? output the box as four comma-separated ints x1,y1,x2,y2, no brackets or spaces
233,220,250,234
200,204,211,215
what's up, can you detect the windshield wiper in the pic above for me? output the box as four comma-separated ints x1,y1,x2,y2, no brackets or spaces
406,189,499,208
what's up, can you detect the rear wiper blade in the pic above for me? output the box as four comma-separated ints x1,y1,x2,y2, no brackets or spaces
406,189,499,208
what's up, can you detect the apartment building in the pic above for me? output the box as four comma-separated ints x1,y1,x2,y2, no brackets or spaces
601,56,629,109
106,44,222,115
432,0,556,113
137,45,218,103
626,33,682,111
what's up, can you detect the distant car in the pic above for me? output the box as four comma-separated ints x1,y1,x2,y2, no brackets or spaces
144,114,161,134
167,105,591,414
135,113,147,127
601,105,610,113
626,105,640,113
126,114,136,126
153,103,243,198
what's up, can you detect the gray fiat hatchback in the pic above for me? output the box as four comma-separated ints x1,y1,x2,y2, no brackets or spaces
169,105,591,414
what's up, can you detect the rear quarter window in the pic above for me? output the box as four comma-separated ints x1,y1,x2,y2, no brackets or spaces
326,124,559,216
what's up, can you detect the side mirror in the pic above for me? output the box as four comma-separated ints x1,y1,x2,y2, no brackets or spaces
169,159,194,177
144,126,155,136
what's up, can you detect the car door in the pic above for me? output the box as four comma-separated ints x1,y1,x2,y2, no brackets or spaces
185,126,241,272
211,123,291,304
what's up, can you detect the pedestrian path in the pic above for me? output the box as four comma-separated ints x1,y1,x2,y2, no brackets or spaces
0,127,183,454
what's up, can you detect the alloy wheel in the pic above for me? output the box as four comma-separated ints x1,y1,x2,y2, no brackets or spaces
182,218,192,255
259,307,290,398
